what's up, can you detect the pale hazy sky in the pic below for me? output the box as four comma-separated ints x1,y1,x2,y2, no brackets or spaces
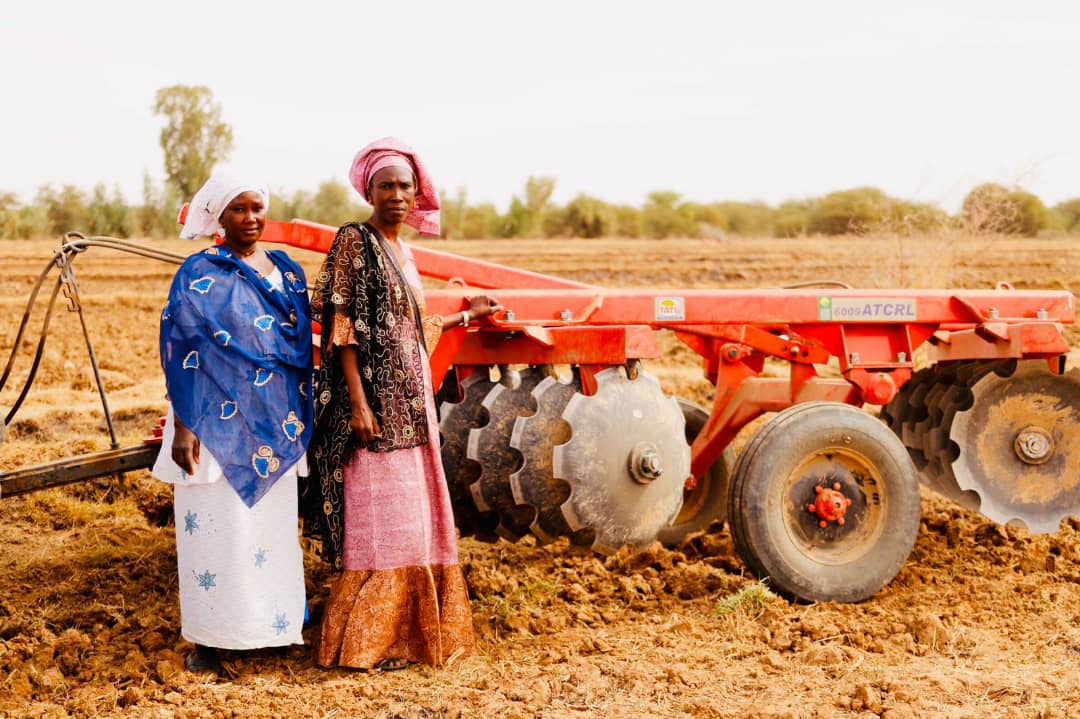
2,1,1078,212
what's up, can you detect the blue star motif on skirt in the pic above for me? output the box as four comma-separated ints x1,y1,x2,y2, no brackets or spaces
255,548,267,568
272,612,290,636
194,569,216,591
184,510,199,535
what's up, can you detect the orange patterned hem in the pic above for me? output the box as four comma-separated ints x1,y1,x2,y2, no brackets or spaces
316,565,475,669
421,313,443,356
328,314,357,349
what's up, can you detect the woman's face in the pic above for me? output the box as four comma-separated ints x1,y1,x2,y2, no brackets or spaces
368,165,416,227
219,191,266,244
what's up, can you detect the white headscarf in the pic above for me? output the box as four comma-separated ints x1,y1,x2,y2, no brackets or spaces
179,170,270,240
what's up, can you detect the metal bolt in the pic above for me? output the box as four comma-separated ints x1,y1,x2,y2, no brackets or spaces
629,443,663,483
504,309,515,321
988,307,999,320
897,351,907,363
1014,426,1053,465
790,345,800,357
559,309,572,321
850,352,861,365
1037,308,1048,320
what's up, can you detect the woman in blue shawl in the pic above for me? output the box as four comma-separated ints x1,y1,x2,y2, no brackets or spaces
152,172,313,674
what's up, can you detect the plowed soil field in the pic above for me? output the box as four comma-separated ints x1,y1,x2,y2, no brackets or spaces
2,233,1080,719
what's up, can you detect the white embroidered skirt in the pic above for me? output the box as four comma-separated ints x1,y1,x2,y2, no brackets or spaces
153,411,306,650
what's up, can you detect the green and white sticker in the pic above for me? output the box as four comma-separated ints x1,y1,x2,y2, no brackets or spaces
818,296,917,321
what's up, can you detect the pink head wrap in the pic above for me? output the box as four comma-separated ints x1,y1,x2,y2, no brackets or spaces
349,136,441,237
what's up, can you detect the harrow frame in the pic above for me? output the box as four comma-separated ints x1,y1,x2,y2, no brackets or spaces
264,219,1074,488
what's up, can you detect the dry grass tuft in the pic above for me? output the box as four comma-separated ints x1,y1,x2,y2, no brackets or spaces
22,489,140,529
474,581,559,624
713,579,775,619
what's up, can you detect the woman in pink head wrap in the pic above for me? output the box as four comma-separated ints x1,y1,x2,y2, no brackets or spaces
347,136,442,237
304,137,499,671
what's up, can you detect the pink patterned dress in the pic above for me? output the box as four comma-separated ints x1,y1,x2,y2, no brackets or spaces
313,237,474,669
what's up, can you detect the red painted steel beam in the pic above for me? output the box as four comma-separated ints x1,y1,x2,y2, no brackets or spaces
421,288,1075,326
411,248,594,290
259,219,335,254
260,219,593,290
423,288,1072,368
447,326,661,366
928,322,1071,361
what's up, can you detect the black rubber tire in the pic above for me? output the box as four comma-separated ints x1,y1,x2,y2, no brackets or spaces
657,399,735,547
727,402,920,603
726,402,834,580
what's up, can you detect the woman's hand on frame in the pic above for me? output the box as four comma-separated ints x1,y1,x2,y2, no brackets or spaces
466,295,502,320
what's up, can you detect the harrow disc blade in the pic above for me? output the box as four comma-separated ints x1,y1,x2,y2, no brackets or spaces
553,367,690,554
921,361,1013,509
508,373,585,545
438,372,498,539
950,360,1080,533
887,362,1010,509
910,379,954,495
466,366,551,541
890,368,937,475
883,367,935,433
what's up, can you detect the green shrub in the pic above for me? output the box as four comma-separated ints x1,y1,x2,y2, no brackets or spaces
547,194,616,238
961,182,1049,236
1051,198,1080,232
613,204,644,238
887,201,948,233
86,183,132,237
642,191,697,238
713,201,774,236
774,199,813,237
808,186,893,235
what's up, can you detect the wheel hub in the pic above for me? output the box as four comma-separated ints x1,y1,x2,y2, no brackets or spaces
1014,425,1052,465
807,482,853,528
784,452,880,563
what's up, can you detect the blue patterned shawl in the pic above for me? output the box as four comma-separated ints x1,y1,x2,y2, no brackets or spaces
160,246,314,507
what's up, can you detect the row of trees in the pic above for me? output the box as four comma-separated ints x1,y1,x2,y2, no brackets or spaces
3,176,1076,241
1,84,1076,240
441,179,1073,239
0,178,178,240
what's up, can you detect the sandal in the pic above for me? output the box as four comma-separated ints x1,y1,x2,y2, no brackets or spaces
372,657,409,672
185,644,224,675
